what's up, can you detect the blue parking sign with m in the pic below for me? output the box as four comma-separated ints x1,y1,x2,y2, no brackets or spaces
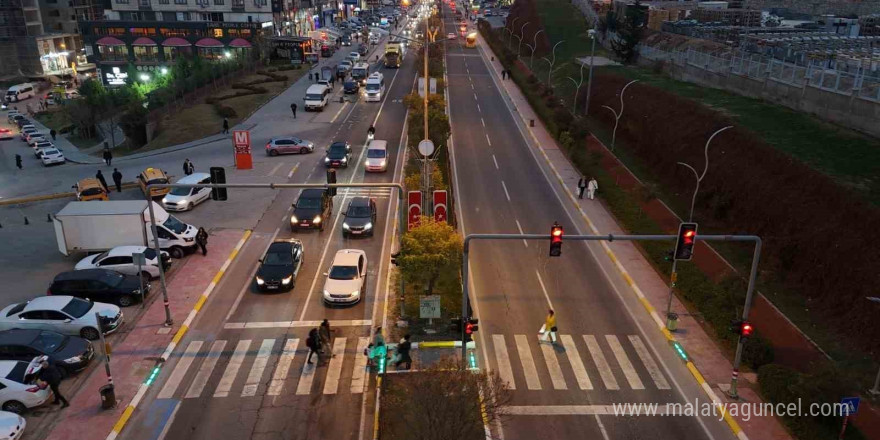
840,397,860,416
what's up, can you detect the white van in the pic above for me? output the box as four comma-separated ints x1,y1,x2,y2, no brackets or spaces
364,139,388,172
364,72,385,102
4,83,35,103
161,173,212,212
304,84,330,111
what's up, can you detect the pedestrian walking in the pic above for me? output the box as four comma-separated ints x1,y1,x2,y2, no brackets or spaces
306,328,321,364
373,326,385,347
37,359,68,408
95,170,109,192
102,148,112,166
112,168,123,192
15,154,22,170
501,70,506,80
394,334,412,370
183,158,194,176
196,226,208,256
319,319,336,355
587,177,598,200
50,129,56,141
539,309,558,344
577,175,587,199
222,118,229,134
290,103,297,119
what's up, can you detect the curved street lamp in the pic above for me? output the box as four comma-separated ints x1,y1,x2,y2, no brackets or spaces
516,22,530,58
528,29,544,69
541,40,564,86
566,61,586,113
676,125,734,222
601,79,638,151
505,17,520,50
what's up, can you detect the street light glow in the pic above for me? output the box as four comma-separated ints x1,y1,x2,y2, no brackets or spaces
139,73,150,81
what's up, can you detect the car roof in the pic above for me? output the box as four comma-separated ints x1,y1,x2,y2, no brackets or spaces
299,188,325,198
332,249,365,265
140,167,167,180
77,178,104,190
103,246,147,257
0,329,43,345
348,197,371,207
54,268,118,282
21,296,74,311
330,141,347,148
174,172,210,184
0,361,20,378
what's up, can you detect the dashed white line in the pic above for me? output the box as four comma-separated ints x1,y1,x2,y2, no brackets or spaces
474,93,478,100
515,219,528,248
481,118,486,127
535,271,555,310
268,163,284,176
501,180,510,201
477,104,481,112
287,163,300,178
485,134,492,146
492,154,498,169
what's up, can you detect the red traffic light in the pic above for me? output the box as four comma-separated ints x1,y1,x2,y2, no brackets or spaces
549,222,563,257
683,230,695,244
741,322,753,337
465,322,475,335
673,222,698,261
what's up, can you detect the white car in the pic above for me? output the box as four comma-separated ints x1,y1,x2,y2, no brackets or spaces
39,147,64,166
25,133,45,147
32,140,53,157
19,127,36,141
322,249,368,305
161,173,212,212
349,52,360,63
75,245,169,280
0,411,25,439
0,296,123,341
0,359,51,414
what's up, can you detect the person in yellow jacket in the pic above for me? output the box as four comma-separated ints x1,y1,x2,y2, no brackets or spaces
540,309,558,344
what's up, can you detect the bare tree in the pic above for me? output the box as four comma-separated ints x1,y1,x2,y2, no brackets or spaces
381,357,512,440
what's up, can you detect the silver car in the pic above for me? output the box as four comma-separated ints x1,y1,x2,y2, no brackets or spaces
0,296,123,341
265,136,315,156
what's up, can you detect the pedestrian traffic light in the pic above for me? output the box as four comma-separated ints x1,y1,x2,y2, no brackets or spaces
326,169,337,196
673,222,698,261
450,317,462,333
549,222,563,257
209,167,227,201
464,318,479,342
740,321,753,338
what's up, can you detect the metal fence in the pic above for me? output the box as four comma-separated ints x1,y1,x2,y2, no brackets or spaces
640,45,880,103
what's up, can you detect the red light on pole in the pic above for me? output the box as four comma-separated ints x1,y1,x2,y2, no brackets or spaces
549,222,563,257
741,322,753,338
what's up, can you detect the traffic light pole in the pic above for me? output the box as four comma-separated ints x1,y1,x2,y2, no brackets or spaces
461,233,762,387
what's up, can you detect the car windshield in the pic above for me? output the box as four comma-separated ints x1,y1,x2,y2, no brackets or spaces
43,149,59,155
5,362,26,382
169,187,192,196
31,331,67,353
353,68,367,77
367,149,385,158
345,82,357,89
143,248,157,260
97,270,125,286
147,178,168,186
347,206,372,217
93,251,110,262
306,93,324,100
329,265,358,280
62,297,93,319
6,303,26,317
163,215,188,234
329,145,347,157
82,187,103,196
366,83,380,91
263,251,292,266
297,197,321,209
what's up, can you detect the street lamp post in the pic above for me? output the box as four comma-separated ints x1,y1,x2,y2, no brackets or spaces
516,22,530,58
541,40,564,87
506,17,519,50
600,79,637,151
867,297,880,396
584,29,597,116
528,29,544,69
565,61,585,114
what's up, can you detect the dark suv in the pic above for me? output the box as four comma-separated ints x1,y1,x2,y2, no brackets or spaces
0,329,93,375
324,141,352,168
344,80,360,94
291,189,333,231
48,269,148,307
342,197,377,238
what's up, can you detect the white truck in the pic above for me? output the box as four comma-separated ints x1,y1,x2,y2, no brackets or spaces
54,200,198,259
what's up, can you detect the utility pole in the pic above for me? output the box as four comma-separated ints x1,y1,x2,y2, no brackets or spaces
423,13,432,216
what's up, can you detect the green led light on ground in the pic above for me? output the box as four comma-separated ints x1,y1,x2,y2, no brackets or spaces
468,351,478,370
671,341,689,362
145,366,162,385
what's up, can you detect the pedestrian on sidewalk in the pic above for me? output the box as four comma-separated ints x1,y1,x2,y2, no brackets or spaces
15,154,22,170
306,328,321,364
290,102,297,119
37,359,68,408
577,175,587,199
102,147,113,166
183,158,194,176
539,309,558,344
196,227,208,256
112,168,123,193
222,118,229,134
501,69,506,80
395,334,412,370
587,177,598,200
319,319,336,355
95,170,109,192
50,129,56,141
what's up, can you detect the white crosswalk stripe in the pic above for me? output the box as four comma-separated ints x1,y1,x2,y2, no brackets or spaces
215,340,251,397
537,336,566,390
158,341,203,399
242,339,275,397
584,335,619,390
560,335,592,390
323,338,347,395
628,335,670,390
268,338,298,396
606,335,644,390
185,340,225,399
514,335,541,390
296,354,317,395
493,335,516,390
351,337,370,394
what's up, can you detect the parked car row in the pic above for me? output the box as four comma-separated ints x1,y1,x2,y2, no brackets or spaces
4,111,65,166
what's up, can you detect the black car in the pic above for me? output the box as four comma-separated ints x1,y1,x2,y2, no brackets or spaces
357,43,369,56
48,269,149,307
324,141,352,168
344,80,360,94
291,189,333,232
341,35,352,46
0,329,93,375
255,239,304,292
342,197,378,238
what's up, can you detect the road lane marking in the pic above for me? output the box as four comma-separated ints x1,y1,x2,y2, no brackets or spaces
474,93,478,100
595,414,611,440
605,335,644,390
560,335,593,390
538,336,567,390
224,319,372,329
288,163,300,178
492,154,498,169
296,354,317,395
330,101,350,124
323,337,347,394
514,335,541,390
534,271,555,310
225,230,277,322
351,337,370,394
505,405,670,416
268,162,284,176
268,338,298,396
492,335,516,390
584,335,619,390
214,339,251,397
485,133,492,146
514,219,528,247
501,180,510,201
482,118,486,128
157,341,203,399
185,340,226,398
242,339,275,397
477,104,481,112
628,335,670,390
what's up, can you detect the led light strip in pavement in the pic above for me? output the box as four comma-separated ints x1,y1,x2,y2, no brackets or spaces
223,319,372,329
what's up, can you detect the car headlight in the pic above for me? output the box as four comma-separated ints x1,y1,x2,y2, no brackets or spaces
63,355,82,364
282,275,293,285
350,290,360,297
184,237,194,243
313,215,322,224
325,157,330,163
256,276,265,285
323,290,331,297
341,157,347,163
379,160,386,167
343,222,350,230
290,215,298,223
364,222,373,230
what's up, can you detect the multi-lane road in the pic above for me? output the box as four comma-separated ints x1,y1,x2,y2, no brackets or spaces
442,3,736,440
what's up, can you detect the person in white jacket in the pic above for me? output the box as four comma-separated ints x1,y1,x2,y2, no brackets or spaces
587,177,598,200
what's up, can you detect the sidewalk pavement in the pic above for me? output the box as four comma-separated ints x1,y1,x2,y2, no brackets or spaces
475,32,791,440
42,229,248,440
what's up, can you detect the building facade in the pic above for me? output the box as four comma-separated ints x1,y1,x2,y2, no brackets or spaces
691,8,762,27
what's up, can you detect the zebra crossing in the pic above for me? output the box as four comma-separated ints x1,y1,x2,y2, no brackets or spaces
488,334,672,392
157,336,371,400
337,188,393,199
